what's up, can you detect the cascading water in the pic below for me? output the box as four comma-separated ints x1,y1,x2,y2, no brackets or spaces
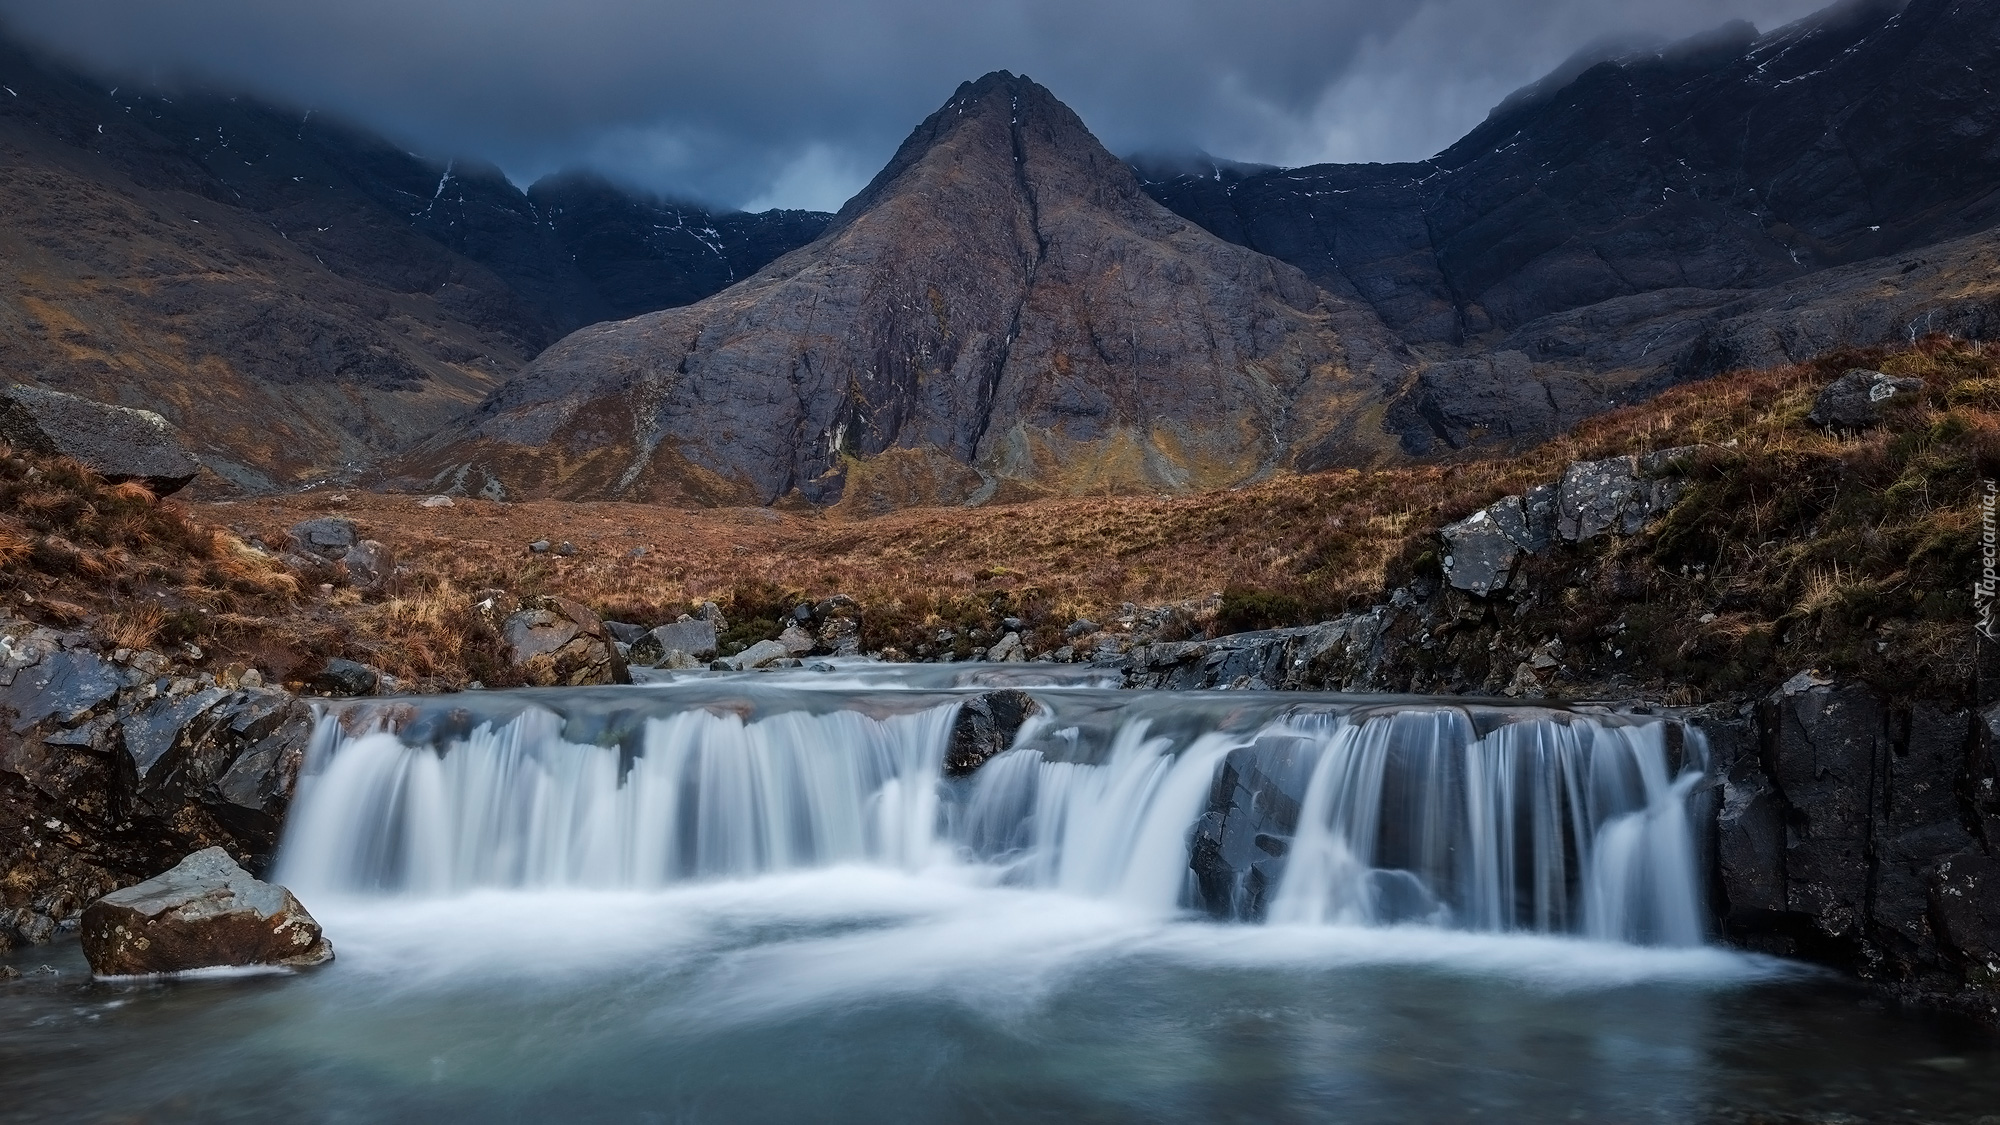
277,677,1709,948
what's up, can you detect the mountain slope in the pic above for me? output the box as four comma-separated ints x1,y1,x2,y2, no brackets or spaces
1145,0,2000,345
414,73,1410,508
0,31,828,486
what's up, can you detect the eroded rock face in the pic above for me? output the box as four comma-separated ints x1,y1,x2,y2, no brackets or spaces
0,384,202,495
1707,678,1995,994
416,71,1407,507
80,847,331,975
0,621,314,954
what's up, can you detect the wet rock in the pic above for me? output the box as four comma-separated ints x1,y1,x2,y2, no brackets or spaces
1808,368,1927,432
501,596,630,686
309,659,379,697
286,517,359,562
0,384,202,495
944,689,1042,776
1189,740,1314,919
79,848,332,976
1441,503,1521,597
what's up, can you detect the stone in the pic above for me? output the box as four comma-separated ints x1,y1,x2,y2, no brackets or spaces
1441,504,1521,596
944,690,1042,776
309,658,378,697
0,383,202,495
79,848,332,976
814,595,864,657
987,632,1024,662
417,494,454,508
555,541,577,556
601,621,648,645
501,596,630,686
727,639,791,670
1556,457,1643,542
1808,369,1927,431
528,539,551,554
341,539,392,591
647,617,719,660
286,517,359,561
777,624,816,656
1066,620,1099,639
1,647,123,731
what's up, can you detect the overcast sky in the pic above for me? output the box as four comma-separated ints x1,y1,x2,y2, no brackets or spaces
0,0,1834,212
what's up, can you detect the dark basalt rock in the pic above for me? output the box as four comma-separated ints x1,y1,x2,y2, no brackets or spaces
1808,368,1928,432
500,596,630,686
0,384,201,495
80,847,332,976
945,690,1042,777
309,658,380,697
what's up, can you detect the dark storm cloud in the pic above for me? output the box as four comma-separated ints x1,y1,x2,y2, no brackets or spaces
0,0,1833,211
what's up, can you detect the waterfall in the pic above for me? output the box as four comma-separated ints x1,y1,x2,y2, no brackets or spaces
278,689,1709,947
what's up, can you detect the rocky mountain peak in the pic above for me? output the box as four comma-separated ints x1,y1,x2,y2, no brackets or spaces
415,74,1408,508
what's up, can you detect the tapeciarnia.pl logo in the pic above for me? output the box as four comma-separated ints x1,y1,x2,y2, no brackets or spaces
1980,478,1999,642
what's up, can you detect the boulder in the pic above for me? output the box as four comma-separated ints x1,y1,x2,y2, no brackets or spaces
987,632,1025,662
719,639,790,670
417,494,455,508
0,383,202,495
286,517,359,562
645,616,719,660
601,621,649,645
814,595,864,657
501,596,630,686
309,658,379,697
79,848,332,976
1808,368,1927,432
1555,452,1689,542
1441,504,1521,596
777,623,816,656
944,690,1042,776
341,539,392,591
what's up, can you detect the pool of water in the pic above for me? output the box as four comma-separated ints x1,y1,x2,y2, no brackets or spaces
4,868,1994,1124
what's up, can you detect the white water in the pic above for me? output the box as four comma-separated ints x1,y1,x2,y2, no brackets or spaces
278,690,1709,949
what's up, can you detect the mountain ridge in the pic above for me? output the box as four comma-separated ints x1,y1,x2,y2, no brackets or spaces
413,71,1412,507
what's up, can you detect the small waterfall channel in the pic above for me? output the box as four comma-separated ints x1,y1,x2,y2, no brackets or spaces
277,667,1710,947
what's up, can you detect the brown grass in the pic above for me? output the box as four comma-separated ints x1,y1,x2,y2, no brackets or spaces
0,332,1956,698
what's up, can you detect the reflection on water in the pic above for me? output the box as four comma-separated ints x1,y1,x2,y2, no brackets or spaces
0,873,1992,1123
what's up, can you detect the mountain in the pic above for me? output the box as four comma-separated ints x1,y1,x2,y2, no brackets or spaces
1141,0,2000,450
0,31,827,486
411,72,1411,509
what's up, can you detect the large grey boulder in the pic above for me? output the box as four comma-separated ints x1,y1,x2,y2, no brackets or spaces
1808,368,1926,432
79,847,332,976
1441,503,1523,596
642,616,719,661
287,517,359,561
501,596,630,686
0,384,202,495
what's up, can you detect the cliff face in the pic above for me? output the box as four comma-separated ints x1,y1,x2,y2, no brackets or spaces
418,73,1410,508
1144,0,2000,453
